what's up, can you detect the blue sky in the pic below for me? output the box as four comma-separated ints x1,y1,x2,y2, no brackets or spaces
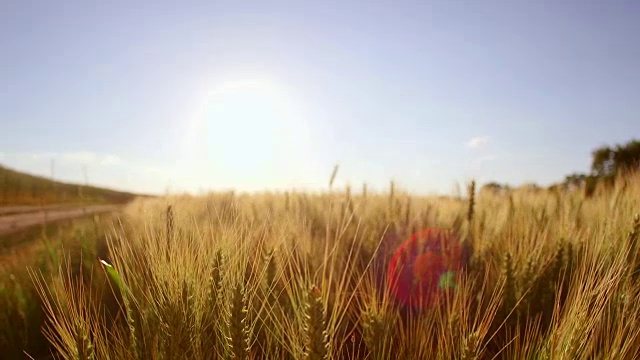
1,0,638,195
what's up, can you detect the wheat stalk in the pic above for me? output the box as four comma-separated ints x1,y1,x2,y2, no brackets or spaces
303,285,329,360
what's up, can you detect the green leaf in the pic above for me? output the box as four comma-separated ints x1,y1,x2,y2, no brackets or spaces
100,259,125,293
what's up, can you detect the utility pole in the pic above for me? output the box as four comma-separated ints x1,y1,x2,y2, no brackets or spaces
1,165,6,204
82,165,88,186
82,165,88,214
50,158,55,203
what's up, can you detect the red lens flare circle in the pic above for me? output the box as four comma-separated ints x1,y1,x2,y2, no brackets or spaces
387,228,468,309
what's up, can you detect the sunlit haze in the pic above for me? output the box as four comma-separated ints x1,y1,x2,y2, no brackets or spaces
182,78,321,192
1,1,639,195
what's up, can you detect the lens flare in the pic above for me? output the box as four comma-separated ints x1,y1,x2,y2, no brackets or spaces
387,228,469,309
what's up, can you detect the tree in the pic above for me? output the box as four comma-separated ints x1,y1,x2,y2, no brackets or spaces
614,140,640,173
482,182,504,191
591,146,616,177
591,139,640,177
562,172,598,197
564,173,587,191
481,182,510,195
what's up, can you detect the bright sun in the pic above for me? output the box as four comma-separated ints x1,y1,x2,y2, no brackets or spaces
184,79,316,192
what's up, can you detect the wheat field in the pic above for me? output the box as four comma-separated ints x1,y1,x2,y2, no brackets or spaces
19,172,640,359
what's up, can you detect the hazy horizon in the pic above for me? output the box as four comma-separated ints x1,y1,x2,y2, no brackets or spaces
2,1,639,196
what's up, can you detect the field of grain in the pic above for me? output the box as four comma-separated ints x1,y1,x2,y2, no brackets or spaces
0,213,113,359
2,171,634,359
0,165,139,206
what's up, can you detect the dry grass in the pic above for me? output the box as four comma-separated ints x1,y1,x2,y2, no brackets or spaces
0,214,114,359
16,171,640,359
0,164,139,205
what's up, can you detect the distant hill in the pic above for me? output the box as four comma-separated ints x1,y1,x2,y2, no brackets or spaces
0,164,141,205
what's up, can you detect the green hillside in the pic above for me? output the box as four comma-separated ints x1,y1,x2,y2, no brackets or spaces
0,164,140,205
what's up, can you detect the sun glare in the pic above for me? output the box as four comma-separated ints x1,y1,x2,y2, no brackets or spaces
184,78,317,192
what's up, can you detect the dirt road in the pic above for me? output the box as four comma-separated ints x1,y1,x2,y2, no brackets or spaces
0,204,77,216
0,205,119,236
